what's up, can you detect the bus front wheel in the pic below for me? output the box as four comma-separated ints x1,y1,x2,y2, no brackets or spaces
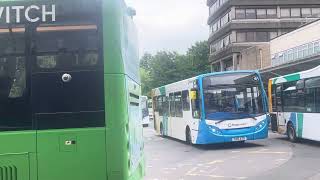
287,123,297,142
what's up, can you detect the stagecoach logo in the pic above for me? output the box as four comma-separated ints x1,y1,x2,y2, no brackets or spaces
0,5,56,23
253,76,259,81
228,123,247,127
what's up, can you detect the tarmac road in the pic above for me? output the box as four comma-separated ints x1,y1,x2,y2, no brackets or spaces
143,124,320,180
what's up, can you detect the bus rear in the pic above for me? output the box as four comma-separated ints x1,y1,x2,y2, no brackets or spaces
195,71,269,144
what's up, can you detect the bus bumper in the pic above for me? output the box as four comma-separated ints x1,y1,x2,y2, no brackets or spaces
195,120,269,144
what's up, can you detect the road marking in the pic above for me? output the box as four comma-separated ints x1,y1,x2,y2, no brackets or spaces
163,167,177,171
231,150,241,153
207,160,224,165
185,167,198,176
187,173,247,180
177,163,193,167
186,165,247,179
248,151,289,154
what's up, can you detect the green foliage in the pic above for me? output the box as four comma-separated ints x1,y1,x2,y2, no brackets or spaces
140,41,210,96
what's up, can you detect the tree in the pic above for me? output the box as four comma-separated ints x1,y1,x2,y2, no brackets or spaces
186,41,211,75
140,41,210,96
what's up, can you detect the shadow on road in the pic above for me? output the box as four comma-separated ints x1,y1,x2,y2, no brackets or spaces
275,136,320,148
194,142,265,151
159,135,265,150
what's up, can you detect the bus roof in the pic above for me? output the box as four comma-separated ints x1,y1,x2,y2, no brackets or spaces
271,65,320,85
152,70,260,96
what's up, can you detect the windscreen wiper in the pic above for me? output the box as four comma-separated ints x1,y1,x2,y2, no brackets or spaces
215,119,228,125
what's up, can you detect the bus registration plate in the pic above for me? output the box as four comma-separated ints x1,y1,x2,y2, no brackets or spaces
232,137,247,142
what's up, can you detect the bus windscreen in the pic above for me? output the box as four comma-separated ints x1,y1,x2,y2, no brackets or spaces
203,73,264,120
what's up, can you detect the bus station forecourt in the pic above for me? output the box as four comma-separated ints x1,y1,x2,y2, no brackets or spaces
0,0,144,180
0,0,320,179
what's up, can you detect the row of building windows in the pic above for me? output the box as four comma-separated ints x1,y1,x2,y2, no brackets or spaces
236,31,280,43
210,34,231,54
210,11,231,34
272,78,320,113
209,0,229,16
272,39,320,67
234,7,320,20
236,8,277,19
210,29,293,55
210,7,320,35
211,59,234,72
154,91,190,118
280,7,320,18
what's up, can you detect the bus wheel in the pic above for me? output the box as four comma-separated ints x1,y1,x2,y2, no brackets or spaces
186,127,192,145
160,123,164,137
287,123,297,142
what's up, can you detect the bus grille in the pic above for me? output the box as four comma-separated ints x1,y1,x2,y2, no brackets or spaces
0,165,18,180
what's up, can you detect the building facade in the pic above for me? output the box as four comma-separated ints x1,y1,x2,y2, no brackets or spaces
238,44,271,70
261,19,320,82
207,0,320,72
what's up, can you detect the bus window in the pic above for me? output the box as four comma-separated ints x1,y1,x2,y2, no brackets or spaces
169,93,175,117
0,29,31,131
174,92,183,117
305,77,320,113
163,96,169,116
282,81,305,112
271,85,277,112
158,96,163,116
182,90,190,111
153,97,158,112
191,89,200,119
276,85,283,111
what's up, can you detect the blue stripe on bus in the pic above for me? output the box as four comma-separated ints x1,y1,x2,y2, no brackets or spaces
195,117,269,144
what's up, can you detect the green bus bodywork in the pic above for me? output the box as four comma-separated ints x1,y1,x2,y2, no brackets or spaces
0,0,144,180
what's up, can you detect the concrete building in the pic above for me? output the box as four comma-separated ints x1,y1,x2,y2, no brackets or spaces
261,19,320,82
207,0,320,72
237,44,271,70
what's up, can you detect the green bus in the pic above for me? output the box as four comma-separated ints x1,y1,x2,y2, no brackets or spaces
0,0,144,180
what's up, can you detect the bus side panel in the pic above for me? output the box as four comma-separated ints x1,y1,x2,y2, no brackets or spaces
277,112,288,135
126,76,145,180
104,74,144,180
37,128,107,180
0,132,36,180
301,113,320,141
105,74,130,180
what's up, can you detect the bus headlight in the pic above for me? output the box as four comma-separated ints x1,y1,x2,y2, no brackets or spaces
208,125,222,135
255,120,267,131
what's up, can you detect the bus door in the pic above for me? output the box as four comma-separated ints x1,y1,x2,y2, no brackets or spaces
168,93,175,137
275,85,286,133
30,19,107,179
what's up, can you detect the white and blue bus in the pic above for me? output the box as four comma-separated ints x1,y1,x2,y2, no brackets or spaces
269,65,320,142
152,71,269,144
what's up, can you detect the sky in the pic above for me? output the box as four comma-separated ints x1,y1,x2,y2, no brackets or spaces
125,0,209,56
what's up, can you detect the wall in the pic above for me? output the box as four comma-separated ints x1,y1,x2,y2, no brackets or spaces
238,44,271,70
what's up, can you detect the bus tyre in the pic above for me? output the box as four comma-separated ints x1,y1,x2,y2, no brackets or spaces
287,123,297,142
186,127,192,145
